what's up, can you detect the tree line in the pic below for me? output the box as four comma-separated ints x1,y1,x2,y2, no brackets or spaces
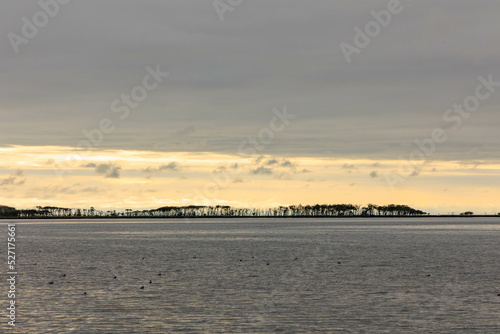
1,203,428,218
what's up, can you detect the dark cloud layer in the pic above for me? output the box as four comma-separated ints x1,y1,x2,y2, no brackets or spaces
1,1,500,162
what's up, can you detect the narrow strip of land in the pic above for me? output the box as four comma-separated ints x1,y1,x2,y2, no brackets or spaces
1,204,498,219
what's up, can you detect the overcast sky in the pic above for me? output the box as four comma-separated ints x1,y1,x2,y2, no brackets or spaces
1,1,500,213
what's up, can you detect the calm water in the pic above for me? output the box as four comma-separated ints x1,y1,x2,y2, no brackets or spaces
1,217,500,333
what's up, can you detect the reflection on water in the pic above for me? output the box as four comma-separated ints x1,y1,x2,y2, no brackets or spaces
1,218,500,333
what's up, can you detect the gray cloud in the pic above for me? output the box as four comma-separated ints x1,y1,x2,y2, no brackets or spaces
255,156,264,164
83,162,122,178
251,166,273,175
280,160,296,168
342,164,357,170
143,162,180,178
95,164,112,175
0,177,21,186
106,167,121,179
0,170,26,186
370,171,378,178
276,172,292,180
160,162,179,171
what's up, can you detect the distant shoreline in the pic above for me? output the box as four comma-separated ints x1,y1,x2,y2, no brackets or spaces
1,215,499,220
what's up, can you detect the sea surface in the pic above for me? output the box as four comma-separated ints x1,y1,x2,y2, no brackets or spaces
1,217,500,333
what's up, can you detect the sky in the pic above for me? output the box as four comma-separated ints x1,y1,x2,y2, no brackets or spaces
1,0,500,214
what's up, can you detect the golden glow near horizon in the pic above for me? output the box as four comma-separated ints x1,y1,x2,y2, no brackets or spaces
1,145,500,214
